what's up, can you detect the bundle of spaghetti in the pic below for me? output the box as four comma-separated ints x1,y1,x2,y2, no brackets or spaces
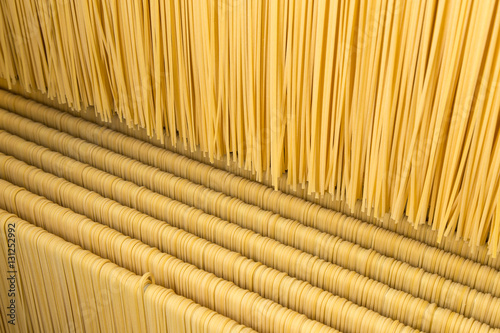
1,108,500,298
1,88,498,271
0,182,342,333
4,80,500,278
2,100,494,328
0,86,487,272
0,156,429,332
0,211,255,333
2,114,500,325
1,137,500,330
1,0,500,254
2,92,500,280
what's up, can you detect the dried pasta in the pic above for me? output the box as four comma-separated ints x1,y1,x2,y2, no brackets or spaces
1,0,500,255
1,103,499,299
0,134,499,331
0,211,256,333
1,0,500,331
1,90,497,271
1,127,500,328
